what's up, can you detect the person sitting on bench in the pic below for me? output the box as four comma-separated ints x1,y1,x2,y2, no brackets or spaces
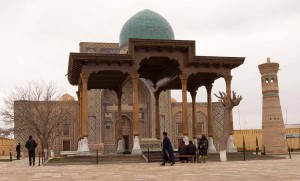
186,140,197,163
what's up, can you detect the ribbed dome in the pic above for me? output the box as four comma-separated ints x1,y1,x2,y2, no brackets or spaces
59,94,75,102
119,9,175,49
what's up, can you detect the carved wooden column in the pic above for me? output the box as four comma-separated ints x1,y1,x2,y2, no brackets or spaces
78,72,90,155
76,91,82,140
190,90,197,139
81,72,89,137
224,75,233,134
206,84,213,137
180,74,189,144
131,72,142,154
206,84,216,152
76,90,83,153
116,91,123,140
224,75,237,152
131,72,139,136
154,92,161,140
116,90,124,154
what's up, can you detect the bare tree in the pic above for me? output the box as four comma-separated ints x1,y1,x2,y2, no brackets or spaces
0,90,16,138
0,80,74,151
214,91,242,150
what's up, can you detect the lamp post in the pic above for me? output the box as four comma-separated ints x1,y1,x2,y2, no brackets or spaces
237,109,241,130
244,117,247,130
285,108,288,125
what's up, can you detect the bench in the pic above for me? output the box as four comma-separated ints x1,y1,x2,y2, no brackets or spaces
175,154,197,163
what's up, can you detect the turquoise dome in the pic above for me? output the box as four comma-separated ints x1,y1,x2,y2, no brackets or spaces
119,9,175,48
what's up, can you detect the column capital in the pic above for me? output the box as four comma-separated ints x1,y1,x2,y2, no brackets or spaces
154,91,161,100
80,72,89,80
205,84,213,92
190,90,197,100
179,74,188,80
115,89,123,100
224,75,233,82
130,71,140,79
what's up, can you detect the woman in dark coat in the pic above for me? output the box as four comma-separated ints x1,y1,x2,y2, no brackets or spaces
178,140,188,163
161,132,175,166
198,134,209,163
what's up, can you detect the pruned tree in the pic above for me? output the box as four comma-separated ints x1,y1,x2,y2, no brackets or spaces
0,92,15,138
0,80,75,151
214,91,242,150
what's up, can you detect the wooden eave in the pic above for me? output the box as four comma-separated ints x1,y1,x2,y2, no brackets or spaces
191,56,245,69
68,53,133,85
67,39,245,92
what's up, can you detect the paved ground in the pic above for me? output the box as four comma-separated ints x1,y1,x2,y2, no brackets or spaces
0,154,300,181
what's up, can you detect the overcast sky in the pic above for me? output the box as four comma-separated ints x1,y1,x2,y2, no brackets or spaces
1,0,300,129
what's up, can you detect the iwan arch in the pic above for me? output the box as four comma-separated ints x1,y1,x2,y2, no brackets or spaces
67,9,245,155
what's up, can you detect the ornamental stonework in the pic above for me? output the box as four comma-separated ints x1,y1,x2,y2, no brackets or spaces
259,59,288,154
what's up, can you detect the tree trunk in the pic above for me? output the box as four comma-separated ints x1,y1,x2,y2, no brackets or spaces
220,107,231,150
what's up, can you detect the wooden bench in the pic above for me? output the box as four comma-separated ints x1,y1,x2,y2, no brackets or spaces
175,154,197,163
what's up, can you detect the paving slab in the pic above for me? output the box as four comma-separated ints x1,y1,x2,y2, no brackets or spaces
0,155,299,181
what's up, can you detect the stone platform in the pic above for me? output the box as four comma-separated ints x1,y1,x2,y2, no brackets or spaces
144,151,286,162
46,154,147,165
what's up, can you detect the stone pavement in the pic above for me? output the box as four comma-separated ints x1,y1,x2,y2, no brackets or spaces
0,154,300,181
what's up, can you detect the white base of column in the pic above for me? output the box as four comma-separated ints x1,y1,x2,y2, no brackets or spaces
219,150,227,162
50,150,54,158
117,140,124,154
76,140,82,154
194,138,198,148
208,137,217,153
77,137,91,156
131,136,142,155
183,136,189,145
227,135,237,152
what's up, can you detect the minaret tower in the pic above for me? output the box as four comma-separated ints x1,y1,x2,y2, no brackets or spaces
258,57,288,154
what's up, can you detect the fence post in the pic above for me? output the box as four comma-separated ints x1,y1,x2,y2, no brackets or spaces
9,151,12,162
96,149,99,164
42,150,44,164
38,151,41,166
243,136,246,161
147,147,150,163
255,136,259,155
288,146,292,159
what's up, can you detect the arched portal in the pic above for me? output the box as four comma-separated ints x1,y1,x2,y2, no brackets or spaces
120,115,133,152
174,111,183,148
101,78,152,153
196,111,207,137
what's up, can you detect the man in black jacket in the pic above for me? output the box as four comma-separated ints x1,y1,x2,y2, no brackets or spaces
25,135,37,166
16,142,21,160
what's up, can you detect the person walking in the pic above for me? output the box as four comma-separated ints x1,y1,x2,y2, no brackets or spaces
16,142,21,160
198,134,209,163
25,135,37,166
178,140,188,163
186,140,197,163
161,132,175,166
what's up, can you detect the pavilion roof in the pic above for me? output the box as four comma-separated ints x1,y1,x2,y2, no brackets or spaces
68,39,245,91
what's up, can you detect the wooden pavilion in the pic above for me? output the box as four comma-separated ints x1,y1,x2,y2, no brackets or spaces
67,38,244,154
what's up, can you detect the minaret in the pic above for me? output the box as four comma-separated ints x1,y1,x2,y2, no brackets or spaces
258,57,288,154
